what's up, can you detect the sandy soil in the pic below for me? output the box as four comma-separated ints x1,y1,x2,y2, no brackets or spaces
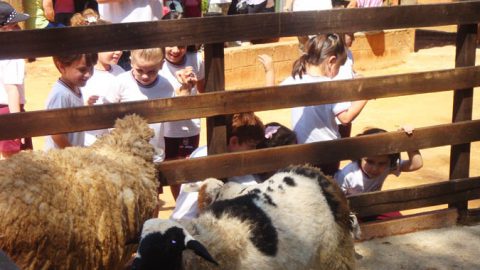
21,44,480,268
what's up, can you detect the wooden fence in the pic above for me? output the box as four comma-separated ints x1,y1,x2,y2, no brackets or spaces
1,1,479,239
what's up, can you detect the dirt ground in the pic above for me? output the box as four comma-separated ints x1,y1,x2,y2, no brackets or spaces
22,44,480,268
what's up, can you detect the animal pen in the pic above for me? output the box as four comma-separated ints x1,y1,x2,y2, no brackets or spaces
0,0,479,245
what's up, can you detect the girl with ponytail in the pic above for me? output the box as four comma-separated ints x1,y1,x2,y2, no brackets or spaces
281,34,368,176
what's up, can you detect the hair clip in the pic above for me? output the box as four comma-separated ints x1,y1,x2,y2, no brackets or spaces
265,126,281,139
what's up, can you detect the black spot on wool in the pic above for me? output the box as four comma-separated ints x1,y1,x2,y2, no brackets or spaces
279,166,341,223
208,193,278,256
263,193,277,207
283,176,296,186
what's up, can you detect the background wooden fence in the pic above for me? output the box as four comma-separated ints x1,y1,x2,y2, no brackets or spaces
0,1,479,239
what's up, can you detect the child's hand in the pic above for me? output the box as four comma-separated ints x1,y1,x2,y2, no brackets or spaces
399,125,414,135
175,66,197,96
86,95,99,106
258,54,273,73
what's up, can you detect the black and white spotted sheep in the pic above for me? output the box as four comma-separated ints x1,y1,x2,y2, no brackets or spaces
132,165,355,270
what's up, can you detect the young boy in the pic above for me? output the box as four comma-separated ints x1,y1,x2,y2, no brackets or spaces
0,2,33,158
106,47,196,161
170,112,265,220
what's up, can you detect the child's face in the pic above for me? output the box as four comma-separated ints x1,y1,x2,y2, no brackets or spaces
131,58,162,86
58,56,94,88
165,46,187,65
98,51,122,66
360,155,390,179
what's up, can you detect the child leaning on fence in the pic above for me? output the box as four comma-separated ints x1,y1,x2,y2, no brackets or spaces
44,52,98,150
160,11,205,200
281,34,368,176
70,9,125,146
0,1,33,158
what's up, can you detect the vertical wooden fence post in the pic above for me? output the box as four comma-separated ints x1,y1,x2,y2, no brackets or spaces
204,13,227,155
449,23,477,222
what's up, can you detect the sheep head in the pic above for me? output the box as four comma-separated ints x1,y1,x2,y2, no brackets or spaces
132,219,218,270
93,114,155,161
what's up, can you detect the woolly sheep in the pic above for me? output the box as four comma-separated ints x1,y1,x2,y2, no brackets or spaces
133,165,355,270
0,114,159,270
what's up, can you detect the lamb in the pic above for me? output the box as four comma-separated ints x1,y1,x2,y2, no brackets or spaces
133,165,355,270
0,114,159,270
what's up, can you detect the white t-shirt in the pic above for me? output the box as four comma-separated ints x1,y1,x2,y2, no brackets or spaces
98,0,163,23
334,161,402,196
171,146,258,220
81,64,125,146
44,80,85,150
293,0,332,11
159,52,204,138
0,59,26,105
106,71,174,150
335,50,355,80
281,74,351,143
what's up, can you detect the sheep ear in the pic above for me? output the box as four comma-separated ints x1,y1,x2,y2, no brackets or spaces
186,239,219,266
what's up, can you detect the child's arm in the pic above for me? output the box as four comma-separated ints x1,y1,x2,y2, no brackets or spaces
258,54,275,87
42,0,55,22
336,100,368,124
398,125,423,172
51,134,71,149
5,84,21,113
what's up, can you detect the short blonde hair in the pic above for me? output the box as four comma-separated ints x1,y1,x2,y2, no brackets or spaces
131,48,164,65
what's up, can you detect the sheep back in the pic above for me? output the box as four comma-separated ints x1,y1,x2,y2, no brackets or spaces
0,115,158,269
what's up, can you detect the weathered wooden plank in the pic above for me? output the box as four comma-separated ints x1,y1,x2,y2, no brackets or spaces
449,23,477,217
1,2,480,59
1,66,480,140
358,209,458,241
349,177,480,217
204,41,227,155
156,120,480,184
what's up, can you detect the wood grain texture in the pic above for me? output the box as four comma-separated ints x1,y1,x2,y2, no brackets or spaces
156,120,480,184
1,2,480,59
1,66,480,140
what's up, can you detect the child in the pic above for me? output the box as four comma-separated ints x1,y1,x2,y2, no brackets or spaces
170,112,265,220
70,9,125,146
281,34,368,176
160,10,205,200
334,126,423,196
256,122,297,181
0,1,33,158
45,52,98,150
105,47,196,162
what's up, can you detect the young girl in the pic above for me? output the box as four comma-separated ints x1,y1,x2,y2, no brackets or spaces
0,2,33,158
45,52,98,150
334,126,423,196
70,9,125,146
281,34,368,176
160,11,205,200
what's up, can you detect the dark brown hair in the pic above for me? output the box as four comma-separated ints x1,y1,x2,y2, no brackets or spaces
226,113,265,145
292,33,347,79
53,53,98,69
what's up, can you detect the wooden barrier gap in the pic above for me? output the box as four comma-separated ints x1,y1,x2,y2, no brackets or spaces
0,2,480,59
1,66,480,140
349,176,480,217
156,120,480,184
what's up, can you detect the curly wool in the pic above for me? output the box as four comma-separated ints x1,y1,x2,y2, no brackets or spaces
0,115,159,270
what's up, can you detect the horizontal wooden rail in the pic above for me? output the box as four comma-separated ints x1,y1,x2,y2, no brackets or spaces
349,176,480,217
156,120,480,183
1,66,480,140
1,2,480,59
